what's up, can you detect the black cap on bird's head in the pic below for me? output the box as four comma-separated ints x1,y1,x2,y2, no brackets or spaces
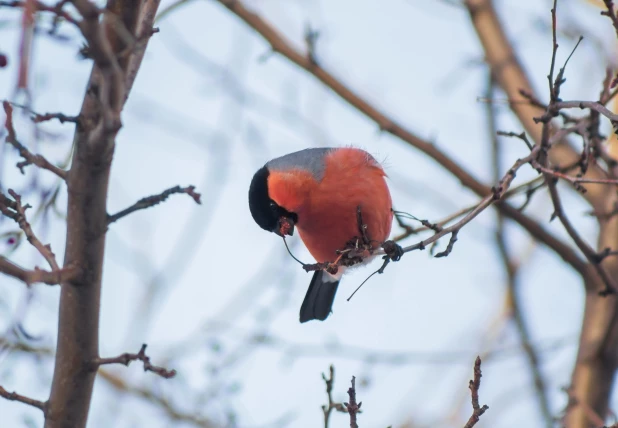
248,166,297,237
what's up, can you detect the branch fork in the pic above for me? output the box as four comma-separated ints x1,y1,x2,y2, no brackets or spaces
91,344,176,379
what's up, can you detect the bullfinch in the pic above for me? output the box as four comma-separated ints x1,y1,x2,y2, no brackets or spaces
248,147,394,323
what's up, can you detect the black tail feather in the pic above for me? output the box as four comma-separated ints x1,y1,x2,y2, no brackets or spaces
299,270,340,323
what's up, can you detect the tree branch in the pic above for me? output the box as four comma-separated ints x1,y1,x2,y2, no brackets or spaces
464,0,609,212
463,357,489,428
321,365,346,428
343,376,360,428
0,189,60,271
0,256,79,286
107,185,201,225
91,344,176,379
3,101,68,180
0,385,47,412
0,0,79,26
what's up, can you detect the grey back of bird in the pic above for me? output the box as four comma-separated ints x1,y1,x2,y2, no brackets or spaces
266,148,333,182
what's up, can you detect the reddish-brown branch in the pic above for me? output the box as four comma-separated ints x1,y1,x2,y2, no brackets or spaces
561,387,606,427
463,357,489,428
0,385,47,412
0,256,79,286
3,101,68,179
91,344,176,379
107,185,201,225
547,179,617,296
0,190,60,271
0,0,79,26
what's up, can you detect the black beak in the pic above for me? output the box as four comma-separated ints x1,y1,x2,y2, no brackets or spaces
274,216,295,237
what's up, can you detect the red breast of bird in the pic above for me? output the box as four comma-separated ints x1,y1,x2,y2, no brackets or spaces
248,147,394,322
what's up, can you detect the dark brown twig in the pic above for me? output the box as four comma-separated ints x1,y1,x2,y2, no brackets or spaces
107,185,202,224
552,100,618,123
321,366,346,428
602,0,618,40
538,4,618,296
547,180,617,295
463,357,489,428
91,344,176,379
3,101,68,179
434,230,459,258
32,111,80,124
343,376,360,428
0,385,46,412
3,100,80,125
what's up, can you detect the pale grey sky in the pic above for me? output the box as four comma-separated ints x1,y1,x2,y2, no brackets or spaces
0,0,613,426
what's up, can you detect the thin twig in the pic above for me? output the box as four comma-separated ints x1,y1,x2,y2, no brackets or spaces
392,144,541,257
0,385,46,412
601,0,618,40
107,185,201,224
463,357,489,428
553,100,618,123
534,165,618,187
488,76,553,427
32,111,80,124
91,344,176,379
321,365,346,428
343,376,360,428
392,177,546,242
0,190,60,271
538,4,618,296
2,100,80,125
547,180,617,295
0,0,79,26
3,101,68,179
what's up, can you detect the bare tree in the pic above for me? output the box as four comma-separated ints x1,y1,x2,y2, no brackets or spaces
3,0,618,427
0,1,200,426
